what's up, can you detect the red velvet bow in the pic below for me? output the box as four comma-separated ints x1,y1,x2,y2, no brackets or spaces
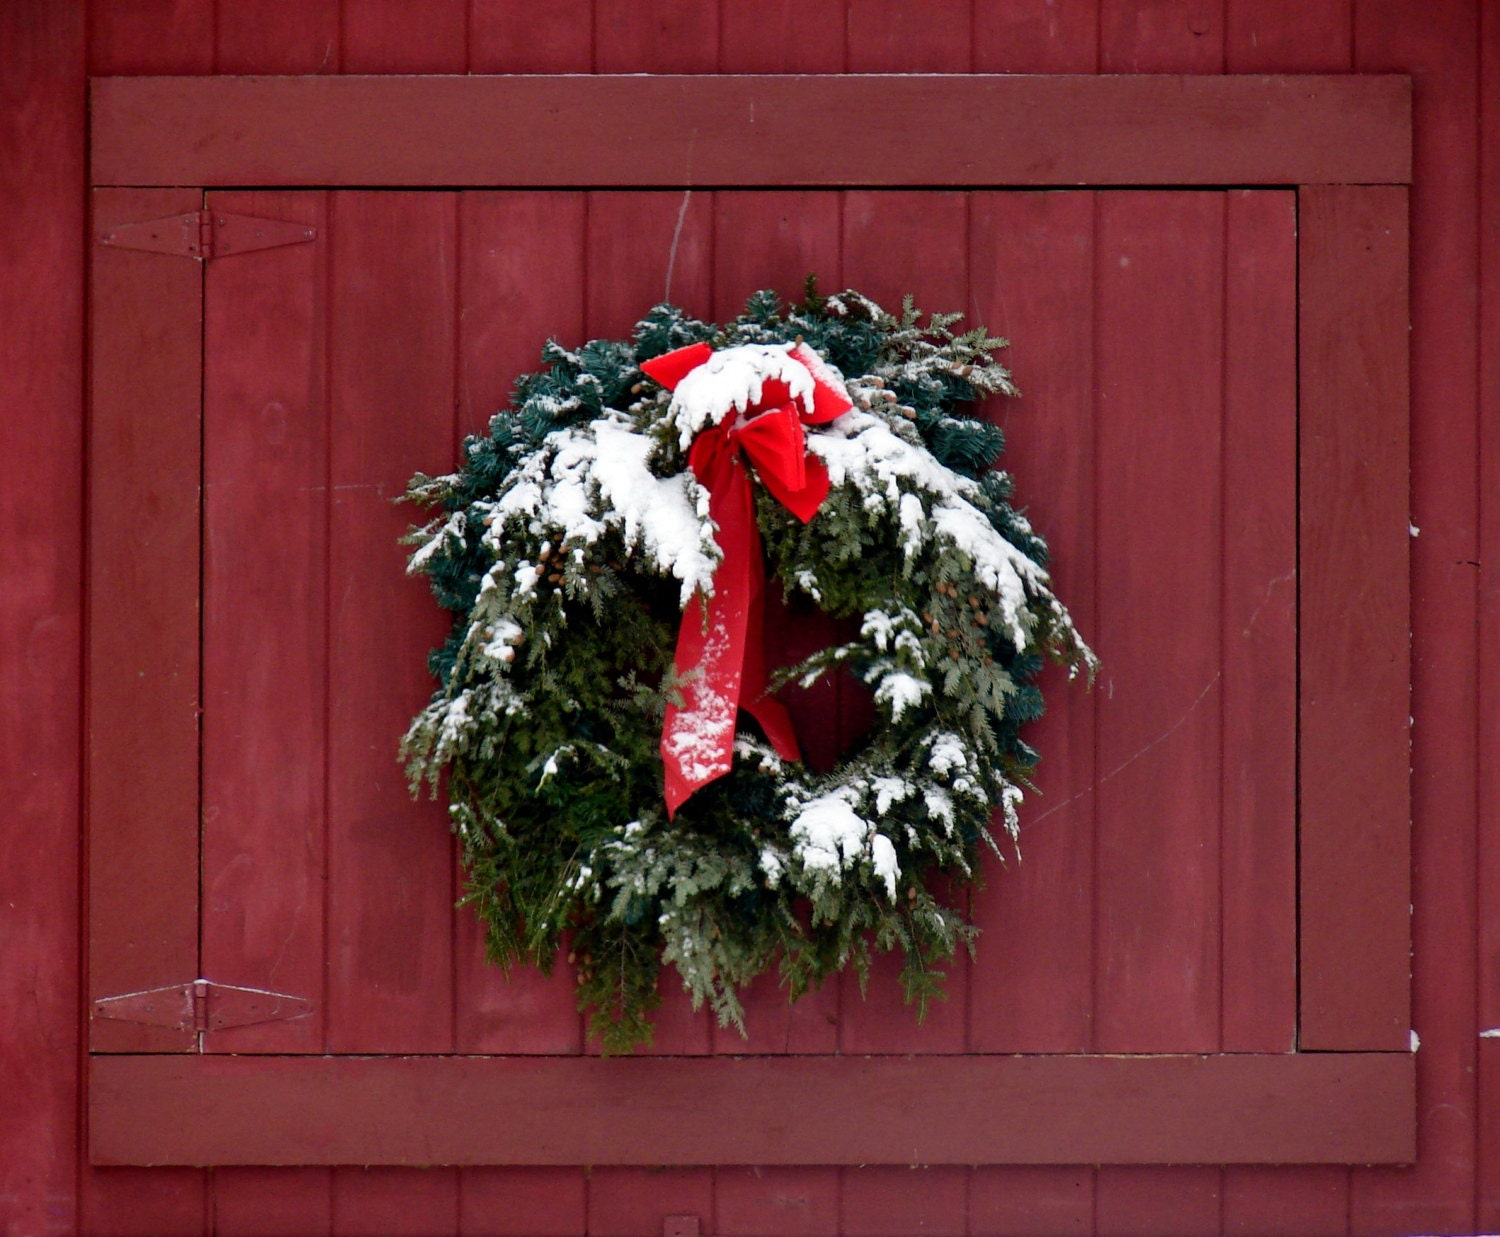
641,342,852,816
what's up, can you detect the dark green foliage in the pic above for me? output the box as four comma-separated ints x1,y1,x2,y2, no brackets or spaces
403,285,1093,1052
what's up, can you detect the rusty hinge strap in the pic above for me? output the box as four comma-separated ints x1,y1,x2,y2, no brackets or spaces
92,979,313,1032
99,211,317,261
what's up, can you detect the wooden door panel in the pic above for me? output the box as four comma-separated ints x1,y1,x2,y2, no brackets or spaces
200,189,329,1055
87,71,1413,1166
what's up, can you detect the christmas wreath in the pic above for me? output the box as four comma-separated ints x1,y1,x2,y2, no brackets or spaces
404,284,1094,1052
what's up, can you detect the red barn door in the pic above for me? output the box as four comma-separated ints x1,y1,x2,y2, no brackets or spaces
86,77,1413,1192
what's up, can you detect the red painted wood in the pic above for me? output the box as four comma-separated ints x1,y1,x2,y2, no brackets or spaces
332,1167,458,1235
846,0,971,71
88,75,1415,190
79,1169,207,1237
1350,2,1479,1232
592,0,719,73
199,190,328,1056
469,0,592,72
1093,191,1225,1055
89,1052,1417,1166
1226,0,1351,72
0,4,84,1231
87,187,204,1055
966,190,1097,1056
711,190,843,1056
1101,0,1224,73
459,1167,588,1236
453,190,585,1054
585,190,714,1054
213,1167,331,1236
840,1167,966,1236
969,1166,1093,1236
1297,185,1411,1053
88,0,213,74
1221,1166,1348,1237
215,0,340,73
325,192,458,1055
586,1167,714,1237
973,0,1099,73
1482,4,1500,1231
1096,1166,1221,1237
341,0,468,73
718,0,846,73
715,1166,840,1236
837,189,971,1057
1219,189,1298,1052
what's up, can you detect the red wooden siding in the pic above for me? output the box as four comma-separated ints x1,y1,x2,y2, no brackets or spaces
6,3,1494,1236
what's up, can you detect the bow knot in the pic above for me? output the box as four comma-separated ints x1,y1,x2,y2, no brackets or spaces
641,342,851,815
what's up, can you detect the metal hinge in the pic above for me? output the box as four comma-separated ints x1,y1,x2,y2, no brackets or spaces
98,211,317,261
91,979,313,1032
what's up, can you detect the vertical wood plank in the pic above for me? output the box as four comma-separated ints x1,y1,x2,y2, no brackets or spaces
459,1167,587,1236
341,0,469,72
0,3,84,1232
586,190,714,1056
973,0,1099,72
215,0,341,73
1219,189,1298,1052
332,1167,458,1236
712,190,843,1056
1096,1166,1221,1237
967,190,1097,1057
88,187,204,1055
1093,190,1224,1055
1226,0,1351,71
1350,3,1475,1233
719,0,846,72
326,192,458,1057
454,190,585,1055
846,0,972,70
587,1167,714,1237
1297,184,1410,1052
213,1168,332,1237
969,1166,1093,1236
1100,0,1224,72
79,1169,208,1237
840,1167,967,1237
199,190,329,1057
1221,1166,1349,1237
469,0,592,72
836,188,972,1057
592,0,718,73
1480,1,1500,1230
715,1166,840,1237
88,0,214,73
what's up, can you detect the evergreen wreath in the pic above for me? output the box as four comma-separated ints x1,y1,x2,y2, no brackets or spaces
403,283,1094,1052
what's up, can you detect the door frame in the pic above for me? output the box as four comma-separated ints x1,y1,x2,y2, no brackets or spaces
85,73,1414,1166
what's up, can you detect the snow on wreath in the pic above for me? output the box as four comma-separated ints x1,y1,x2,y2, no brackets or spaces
402,282,1095,1052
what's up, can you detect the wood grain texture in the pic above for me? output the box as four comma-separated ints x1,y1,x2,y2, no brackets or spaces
469,0,592,72
88,74,1414,189
974,0,1099,72
837,190,971,1056
1095,1166,1221,1237
1297,184,1411,1052
215,0,340,74
90,1052,1416,1167
340,0,468,73
1093,191,1225,1055
87,187,204,1055
719,0,847,73
1349,1,1479,1232
1101,0,1224,72
199,190,328,1055
453,191,585,1055
1226,0,1351,72
969,1166,1094,1236
325,192,458,1055
846,0,971,71
715,1165,840,1236
592,0,718,73
1219,189,1298,1052
88,0,213,74
0,2,85,1231
966,190,1097,1056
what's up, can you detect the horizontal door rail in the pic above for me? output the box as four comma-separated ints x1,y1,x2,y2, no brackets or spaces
90,74,1411,189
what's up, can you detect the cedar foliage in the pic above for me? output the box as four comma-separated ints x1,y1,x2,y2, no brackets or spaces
403,284,1093,1051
